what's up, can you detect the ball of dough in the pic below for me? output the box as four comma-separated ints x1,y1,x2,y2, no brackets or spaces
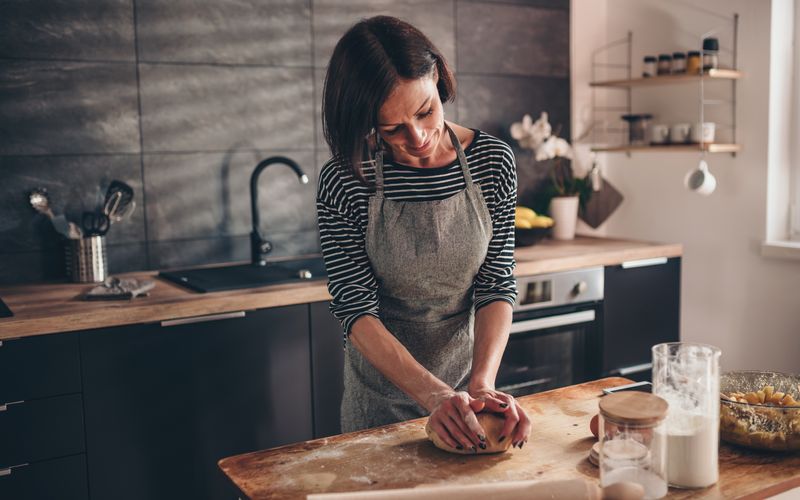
425,412,513,454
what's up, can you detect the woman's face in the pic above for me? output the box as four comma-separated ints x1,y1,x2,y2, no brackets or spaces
377,73,444,164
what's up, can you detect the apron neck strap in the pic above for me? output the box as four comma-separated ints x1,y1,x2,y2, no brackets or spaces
445,123,473,184
373,122,472,195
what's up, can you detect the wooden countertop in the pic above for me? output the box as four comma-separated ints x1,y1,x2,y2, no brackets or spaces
0,237,682,340
218,378,800,500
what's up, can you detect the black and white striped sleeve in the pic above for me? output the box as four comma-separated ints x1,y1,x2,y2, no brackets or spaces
316,163,380,335
473,143,518,310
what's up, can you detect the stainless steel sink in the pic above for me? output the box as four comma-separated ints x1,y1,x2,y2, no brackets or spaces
158,256,327,293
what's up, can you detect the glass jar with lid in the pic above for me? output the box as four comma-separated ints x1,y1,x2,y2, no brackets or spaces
657,54,672,75
599,392,669,499
686,51,702,74
671,52,686,74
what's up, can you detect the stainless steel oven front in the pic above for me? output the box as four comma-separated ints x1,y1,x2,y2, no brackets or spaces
496,267,604,398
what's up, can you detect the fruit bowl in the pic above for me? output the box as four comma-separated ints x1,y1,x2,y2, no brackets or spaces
514,227,551,247
719,370,800,451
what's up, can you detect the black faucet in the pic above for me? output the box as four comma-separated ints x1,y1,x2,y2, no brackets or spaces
250,156,309,266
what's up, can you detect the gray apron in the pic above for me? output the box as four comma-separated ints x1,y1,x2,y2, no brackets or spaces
341,125,494,432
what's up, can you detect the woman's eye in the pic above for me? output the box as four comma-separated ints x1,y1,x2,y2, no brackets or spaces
420,108,434,118
384,127,400,135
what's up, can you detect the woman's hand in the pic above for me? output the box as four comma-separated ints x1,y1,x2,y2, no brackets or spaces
469,387,532,448
426,391,489,452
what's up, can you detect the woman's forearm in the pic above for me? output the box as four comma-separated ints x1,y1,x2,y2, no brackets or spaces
469,301,513,393
349,315,453,412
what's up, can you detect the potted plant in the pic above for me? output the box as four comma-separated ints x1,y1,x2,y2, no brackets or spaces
511,112,592,240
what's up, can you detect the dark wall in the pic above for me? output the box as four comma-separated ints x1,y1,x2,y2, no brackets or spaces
0,0,569,284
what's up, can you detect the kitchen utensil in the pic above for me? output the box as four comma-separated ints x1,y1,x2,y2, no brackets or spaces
65,235,108,283
685,159,717,195
652,342,721,489
669,123,691,143
720,370,800,451
82,211,110,236
28,187,82,239
102,180,135,223
307,479,645,500
84,277,155,300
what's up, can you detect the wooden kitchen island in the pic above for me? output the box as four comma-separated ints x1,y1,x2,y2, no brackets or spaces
219,378,800,500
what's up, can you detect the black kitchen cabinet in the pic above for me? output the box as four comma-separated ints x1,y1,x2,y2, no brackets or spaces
309,302,345,438
0,454,88,500
80,305,312,500
601,257,681,381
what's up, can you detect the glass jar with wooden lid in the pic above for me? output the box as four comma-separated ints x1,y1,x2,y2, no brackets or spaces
599,392,669,499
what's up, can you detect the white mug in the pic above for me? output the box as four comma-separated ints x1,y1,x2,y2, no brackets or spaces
684,159,717,195
651,124,670,144
670,123,691,144
691,122,716,144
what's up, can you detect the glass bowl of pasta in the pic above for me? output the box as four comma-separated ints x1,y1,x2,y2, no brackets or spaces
719,370,800,451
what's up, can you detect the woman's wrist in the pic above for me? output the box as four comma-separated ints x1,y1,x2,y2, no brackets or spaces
468,381,496,395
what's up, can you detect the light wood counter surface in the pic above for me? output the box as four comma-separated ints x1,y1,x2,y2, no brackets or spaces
0,236,682,340
218,377,800,500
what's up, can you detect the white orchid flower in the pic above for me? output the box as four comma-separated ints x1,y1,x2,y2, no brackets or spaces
535,136,557,161
510,114,533,141
553,137,573,159
531,112,552,144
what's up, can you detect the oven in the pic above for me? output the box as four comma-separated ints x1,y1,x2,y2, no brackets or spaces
496,267,604,398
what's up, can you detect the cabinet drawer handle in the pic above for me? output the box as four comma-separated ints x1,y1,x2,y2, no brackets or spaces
621,257,668,269
161,311,246,327
0,463,28,477
0,400,24,412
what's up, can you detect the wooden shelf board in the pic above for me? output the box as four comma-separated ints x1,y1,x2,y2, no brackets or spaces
591,143,742,154
590,69,743,88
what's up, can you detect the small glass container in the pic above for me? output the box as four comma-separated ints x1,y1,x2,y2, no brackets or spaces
621,114,653,145
657,54,672,75
671,52,686,73
642,56,657,77
703,38,719,70
686,51,702,74
599,392,669,499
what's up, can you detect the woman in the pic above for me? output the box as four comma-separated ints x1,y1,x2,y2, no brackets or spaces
317,15,531,451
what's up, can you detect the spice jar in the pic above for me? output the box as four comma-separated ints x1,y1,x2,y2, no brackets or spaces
687,51,702,74
671,52,686,73
657,54,672,75
642,56,657,77
703,38,719,70
599,392,669,499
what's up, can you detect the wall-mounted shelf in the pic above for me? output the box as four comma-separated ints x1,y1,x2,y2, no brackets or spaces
590,15,740,157
592,143,742,154
590,69,743,88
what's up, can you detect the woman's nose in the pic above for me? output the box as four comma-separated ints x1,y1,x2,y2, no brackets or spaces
408,125,426,146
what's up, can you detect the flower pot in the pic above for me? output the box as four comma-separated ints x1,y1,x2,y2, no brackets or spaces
549,196,579,240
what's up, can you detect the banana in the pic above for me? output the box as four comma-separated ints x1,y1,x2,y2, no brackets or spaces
515,206,537,221
515,218,533,229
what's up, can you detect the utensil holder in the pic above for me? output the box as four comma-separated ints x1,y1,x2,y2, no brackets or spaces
66,235,108,283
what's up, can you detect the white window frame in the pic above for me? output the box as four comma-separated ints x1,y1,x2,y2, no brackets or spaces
762,0,800,260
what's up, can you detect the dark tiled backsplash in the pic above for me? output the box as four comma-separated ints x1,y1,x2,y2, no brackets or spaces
0,0,570,284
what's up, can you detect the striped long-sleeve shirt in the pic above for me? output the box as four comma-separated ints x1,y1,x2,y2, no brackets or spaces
316,129,518,335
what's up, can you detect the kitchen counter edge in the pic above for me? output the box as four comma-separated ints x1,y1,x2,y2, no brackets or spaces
0,236,682,340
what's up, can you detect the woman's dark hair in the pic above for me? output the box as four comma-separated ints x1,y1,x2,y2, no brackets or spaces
322,16,456,183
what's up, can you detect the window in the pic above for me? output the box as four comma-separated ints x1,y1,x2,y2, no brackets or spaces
764,0,800,257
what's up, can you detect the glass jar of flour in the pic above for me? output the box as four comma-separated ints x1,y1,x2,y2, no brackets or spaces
652,342,722,489
599,392,669,499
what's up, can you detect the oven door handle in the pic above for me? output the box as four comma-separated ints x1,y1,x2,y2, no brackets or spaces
509,310,596,335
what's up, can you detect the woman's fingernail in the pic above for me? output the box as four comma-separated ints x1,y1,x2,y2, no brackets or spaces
456,444,464,450
478,434,486,442
479,442,487,450
499,403,508,408
499,435,506,442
